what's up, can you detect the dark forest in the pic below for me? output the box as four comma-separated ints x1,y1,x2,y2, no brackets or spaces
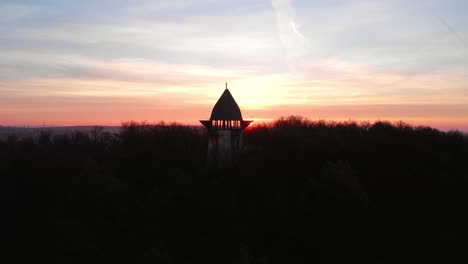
3,116,468,263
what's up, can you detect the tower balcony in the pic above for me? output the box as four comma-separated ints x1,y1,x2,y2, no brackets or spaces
200,120,253,130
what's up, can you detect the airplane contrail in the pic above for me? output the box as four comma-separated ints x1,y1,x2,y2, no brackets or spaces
418,0,468,49
290,21,306,39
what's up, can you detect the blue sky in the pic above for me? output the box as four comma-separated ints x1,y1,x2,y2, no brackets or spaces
0,0,467,129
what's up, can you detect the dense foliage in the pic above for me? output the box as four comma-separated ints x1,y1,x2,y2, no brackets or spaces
2,117,467,263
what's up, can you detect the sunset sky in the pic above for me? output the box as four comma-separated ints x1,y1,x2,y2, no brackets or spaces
1,0,467,130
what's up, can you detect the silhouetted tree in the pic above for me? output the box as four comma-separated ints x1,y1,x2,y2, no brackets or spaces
2,117,468,263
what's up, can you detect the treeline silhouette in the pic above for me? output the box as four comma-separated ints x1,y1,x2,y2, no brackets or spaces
2,116,467,263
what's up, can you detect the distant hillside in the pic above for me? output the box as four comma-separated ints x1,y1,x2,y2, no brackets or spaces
0,126,122,140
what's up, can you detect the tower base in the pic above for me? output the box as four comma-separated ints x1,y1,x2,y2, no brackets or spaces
207,129,243,168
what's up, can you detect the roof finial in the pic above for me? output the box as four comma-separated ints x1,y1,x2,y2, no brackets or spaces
225,82,228,90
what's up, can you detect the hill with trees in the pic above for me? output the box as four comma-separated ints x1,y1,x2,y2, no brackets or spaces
2,116,467,263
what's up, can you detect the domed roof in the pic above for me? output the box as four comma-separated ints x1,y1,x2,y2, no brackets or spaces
210,88,243,121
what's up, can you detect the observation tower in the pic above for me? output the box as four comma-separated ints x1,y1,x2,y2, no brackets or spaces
200,84,253,168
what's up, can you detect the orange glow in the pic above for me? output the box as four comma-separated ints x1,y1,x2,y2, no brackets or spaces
1,60,467,131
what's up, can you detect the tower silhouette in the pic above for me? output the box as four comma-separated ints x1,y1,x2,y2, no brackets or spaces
200,84,253,168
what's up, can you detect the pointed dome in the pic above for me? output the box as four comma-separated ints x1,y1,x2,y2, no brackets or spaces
210,89,243,121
